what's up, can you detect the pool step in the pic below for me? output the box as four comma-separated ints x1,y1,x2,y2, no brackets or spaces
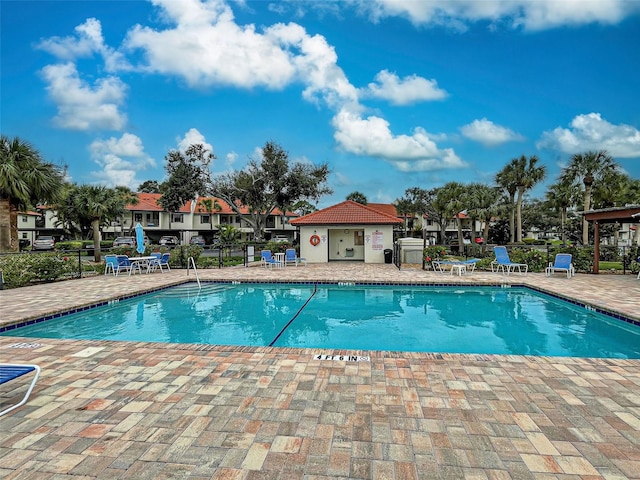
156,284,233,298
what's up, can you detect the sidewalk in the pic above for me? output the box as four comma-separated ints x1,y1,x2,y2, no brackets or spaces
1,265,639,479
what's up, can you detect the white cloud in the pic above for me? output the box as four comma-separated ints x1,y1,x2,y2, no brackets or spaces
225,151,238,167
40,63,127,131
89,133,155,187
177,128,214,155
124,0,297,89
361,70,447,105
460,118,525,146
351,0,637,31
37,18,128,71
332,108,466,171
537,113,640,158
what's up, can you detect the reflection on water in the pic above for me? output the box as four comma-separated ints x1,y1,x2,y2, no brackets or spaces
4,284,639,358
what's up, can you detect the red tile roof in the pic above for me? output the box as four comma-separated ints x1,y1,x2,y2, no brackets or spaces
128,193,296,216
368,203,398,217
290,201,402,226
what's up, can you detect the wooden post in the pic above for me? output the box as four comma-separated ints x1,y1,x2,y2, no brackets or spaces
593,220,600,274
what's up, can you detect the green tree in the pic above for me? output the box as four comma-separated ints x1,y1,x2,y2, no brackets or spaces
545,178,579,244
211,141,331,241
346,191,368,204
291,200,317,216
0,136,65,252
398,187,432,238
138,180,161,193
466,183,501,245
495,161,518,243
560,150,618,245
197,197,222,232
394,197,414,236
159,144,214,228
428,183,464,244
512,155,546,242
217,224,240,244
58,185,135,261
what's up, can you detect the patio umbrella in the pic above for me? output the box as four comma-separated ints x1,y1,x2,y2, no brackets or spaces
135,223,145,254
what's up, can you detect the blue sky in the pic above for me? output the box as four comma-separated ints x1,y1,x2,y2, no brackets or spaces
2,0,640,208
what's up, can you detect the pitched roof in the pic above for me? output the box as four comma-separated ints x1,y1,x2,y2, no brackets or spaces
367,203,398,217
290,200,402,226
128,193,297,216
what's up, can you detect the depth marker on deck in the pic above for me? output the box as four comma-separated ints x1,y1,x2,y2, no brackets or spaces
314,354,370,362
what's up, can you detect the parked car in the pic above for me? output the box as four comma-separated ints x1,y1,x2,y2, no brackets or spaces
159,235,180,246
189,235,206,246
113,236,136,247
271,235,290,243
32,236,55,250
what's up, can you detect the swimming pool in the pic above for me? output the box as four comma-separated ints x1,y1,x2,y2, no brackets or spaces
3,283,639,358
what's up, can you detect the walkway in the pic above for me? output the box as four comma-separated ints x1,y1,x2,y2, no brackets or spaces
1,264,639,479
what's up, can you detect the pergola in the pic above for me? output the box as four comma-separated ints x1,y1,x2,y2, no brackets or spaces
582,205,640,273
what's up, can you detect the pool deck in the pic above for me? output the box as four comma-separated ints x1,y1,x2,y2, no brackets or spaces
1,264,639,479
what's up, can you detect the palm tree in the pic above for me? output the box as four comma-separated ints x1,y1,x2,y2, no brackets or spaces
198,197,222,232
394,197,414,236
466,183,501,246
560,150,618,245
545,179,579,244
0,136,65,251
73,185,129,261
495,162,518,243
513,155,546,242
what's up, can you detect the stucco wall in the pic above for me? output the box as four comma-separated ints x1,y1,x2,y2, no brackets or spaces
298,225,395,263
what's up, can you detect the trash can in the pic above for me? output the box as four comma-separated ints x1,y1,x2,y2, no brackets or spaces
384,248,393,264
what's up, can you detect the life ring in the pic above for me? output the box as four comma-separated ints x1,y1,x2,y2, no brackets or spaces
310,234,321,246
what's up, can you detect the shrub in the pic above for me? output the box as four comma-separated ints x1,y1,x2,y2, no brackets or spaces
0,253,78,288
423,246,447,263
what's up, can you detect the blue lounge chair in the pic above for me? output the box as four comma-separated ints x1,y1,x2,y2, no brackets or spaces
261,250,282,268
284,248,306,267
491,246,528,275
432,258,479,275
546,253,574,278
0,364,41,417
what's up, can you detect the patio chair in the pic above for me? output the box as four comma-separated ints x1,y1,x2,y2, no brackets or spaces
545,253,575,278
115,255,141,276
491,246,528,275
104,254,118,275
284,248,306,267
149,252,171,273
261,250,282,268
0,363,41,417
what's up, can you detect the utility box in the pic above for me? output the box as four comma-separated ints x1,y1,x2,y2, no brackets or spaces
345,248,354,257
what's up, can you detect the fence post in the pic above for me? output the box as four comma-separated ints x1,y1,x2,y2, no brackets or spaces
78,249,82,278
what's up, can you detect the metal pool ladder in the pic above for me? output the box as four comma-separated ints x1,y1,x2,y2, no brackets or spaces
187,256,201,289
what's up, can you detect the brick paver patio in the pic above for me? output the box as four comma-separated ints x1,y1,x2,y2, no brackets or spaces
1,264,639,479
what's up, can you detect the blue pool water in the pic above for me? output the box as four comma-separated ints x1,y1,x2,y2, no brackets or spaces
3,283,639,358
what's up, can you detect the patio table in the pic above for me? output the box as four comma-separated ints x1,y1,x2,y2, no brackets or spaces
127,256,156,275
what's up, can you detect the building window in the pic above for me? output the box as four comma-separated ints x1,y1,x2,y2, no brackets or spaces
201,215,210,224
134,213,142,222
21,215,28,223
171,213,184,223
22,233,28,239
354,230,364,246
